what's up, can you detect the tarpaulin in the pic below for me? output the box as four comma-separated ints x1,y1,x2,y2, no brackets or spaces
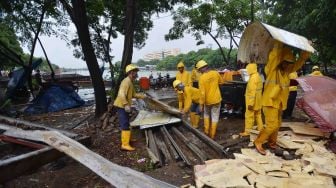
296,76,336,132
24,84,84,114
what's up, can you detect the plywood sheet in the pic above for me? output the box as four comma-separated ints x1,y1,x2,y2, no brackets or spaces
130,110,180,129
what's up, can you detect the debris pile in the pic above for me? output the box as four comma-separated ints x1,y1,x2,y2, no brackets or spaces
194,122,336,188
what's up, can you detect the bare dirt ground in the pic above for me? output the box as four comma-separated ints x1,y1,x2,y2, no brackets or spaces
2,101,310,187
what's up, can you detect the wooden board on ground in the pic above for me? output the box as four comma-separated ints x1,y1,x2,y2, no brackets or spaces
287,124,328,137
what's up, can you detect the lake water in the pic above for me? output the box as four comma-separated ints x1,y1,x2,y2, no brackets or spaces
63,69,177,80
63,69,178,101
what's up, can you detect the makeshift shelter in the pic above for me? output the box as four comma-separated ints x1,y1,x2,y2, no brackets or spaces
296,76,336,132
25,84,85,114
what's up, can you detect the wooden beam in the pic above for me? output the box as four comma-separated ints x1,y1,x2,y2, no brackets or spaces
146,129,164,166
182,120,226,157
162,126,192,166
0,136,90,183
160,126,180,160
171,127,208,162
2,128,176,187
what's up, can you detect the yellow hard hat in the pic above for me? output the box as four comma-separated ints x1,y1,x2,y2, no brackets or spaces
196,60,208,70
282,47,295,63
173,80,182,88
312,65,319,70
125,64,139,74
177,61,184,68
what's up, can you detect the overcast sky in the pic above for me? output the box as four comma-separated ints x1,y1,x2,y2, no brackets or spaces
31,14,231,69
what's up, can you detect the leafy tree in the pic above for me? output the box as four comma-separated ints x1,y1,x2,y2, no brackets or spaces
165,0,258,65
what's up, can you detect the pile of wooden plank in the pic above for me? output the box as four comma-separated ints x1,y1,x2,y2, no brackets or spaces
194,122,336,188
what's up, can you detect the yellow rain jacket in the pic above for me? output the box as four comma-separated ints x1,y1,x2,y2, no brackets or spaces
245,63,263,110
262,42,310,110
182,86,200,113
199,70,225,105
191,68,201,83
176,71,192,86
176,70,191,110
288,72,298,91
113,77,145,108
310,70,323,76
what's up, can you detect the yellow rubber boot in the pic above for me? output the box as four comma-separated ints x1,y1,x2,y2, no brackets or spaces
240,109,254,136
254,130,269,155
189,112,196,127
204,118,210,135
210,122,218,139
121,130,135,151
194,114,200,129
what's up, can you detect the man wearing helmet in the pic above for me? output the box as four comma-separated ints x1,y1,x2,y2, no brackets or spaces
173,79,201,128
310,65,323,76
113,64,146,151
196,60,224,139
254,41,310,155
176,61,191,111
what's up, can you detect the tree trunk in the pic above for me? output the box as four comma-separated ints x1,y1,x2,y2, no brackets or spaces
114,0,136,99
37,37,55,80
27,6,46,99
71,0,107,116
207,31,228,65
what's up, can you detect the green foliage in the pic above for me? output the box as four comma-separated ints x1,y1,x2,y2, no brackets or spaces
151,47,238,70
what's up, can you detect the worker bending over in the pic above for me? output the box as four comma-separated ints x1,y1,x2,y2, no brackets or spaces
240,63,264,136
254,41,310,155
310,65,323,76
113,64,146,151
196,60,225,139
173,79,201,128
176,61,191,111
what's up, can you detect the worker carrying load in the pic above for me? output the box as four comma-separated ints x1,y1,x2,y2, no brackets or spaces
310,65,323,76
113,64,146,151
173,79,201,128
254,41,310,155
175,61,192,111
196,60,225,139
240,59,264,136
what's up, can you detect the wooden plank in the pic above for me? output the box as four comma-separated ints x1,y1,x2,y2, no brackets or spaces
171,127,208,162
162,126,192,166
3,129,176,187
0,136,90,183
0,135,46,149
286,123,328,137
182,120,226,156
146,129,164,166
154,133,172,162
160,127,180,160
144,95,181,116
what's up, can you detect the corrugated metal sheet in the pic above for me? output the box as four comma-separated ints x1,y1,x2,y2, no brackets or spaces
237,22,315,64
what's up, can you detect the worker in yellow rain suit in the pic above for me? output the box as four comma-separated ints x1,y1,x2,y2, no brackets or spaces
114,64,146,151
310,65,323,76
196,60,225,139
240,63,264,136
173,80,201,128
191,63,201,88
254,41,310,155
176,61,191,111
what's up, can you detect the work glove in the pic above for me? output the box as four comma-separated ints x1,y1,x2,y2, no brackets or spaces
247,105,254,111
124,105,131,113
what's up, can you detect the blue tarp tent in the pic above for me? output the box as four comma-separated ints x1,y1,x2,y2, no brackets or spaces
24,84,85,114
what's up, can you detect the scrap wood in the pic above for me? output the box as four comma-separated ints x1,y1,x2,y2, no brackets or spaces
194,159,252,188
278,131,318,143
266,171,289,178
277,136,305,149
130,110,180,129
0,135,46,149
286,124,328,137
2,126,176,188
240,158,266,175
281,122,316,128
144,95,181,116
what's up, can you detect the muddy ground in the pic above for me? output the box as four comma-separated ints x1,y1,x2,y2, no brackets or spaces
2,101,309,187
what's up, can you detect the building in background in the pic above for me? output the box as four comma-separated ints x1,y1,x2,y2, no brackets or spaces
143,48,181,61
